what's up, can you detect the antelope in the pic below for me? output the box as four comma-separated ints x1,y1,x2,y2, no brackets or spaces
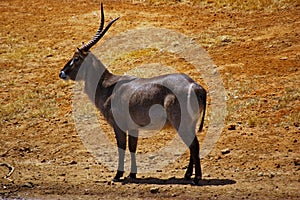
59,3,206,185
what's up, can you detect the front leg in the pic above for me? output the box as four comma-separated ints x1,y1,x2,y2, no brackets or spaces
113,127,126,182
113,170,124,182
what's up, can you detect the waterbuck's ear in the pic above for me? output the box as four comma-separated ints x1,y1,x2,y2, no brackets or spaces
77,48,88,56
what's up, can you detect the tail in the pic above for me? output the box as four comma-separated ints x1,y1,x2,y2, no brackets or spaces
187,83,207,132
197,87,206,132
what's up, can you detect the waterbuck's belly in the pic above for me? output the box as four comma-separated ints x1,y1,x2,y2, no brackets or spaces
128,102,169,130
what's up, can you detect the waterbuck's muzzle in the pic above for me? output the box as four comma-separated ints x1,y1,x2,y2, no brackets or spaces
59,71,68,80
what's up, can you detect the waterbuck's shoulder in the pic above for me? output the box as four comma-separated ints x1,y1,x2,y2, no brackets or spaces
102,74,137,88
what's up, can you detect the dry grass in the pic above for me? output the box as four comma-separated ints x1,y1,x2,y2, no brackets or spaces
199,0,297,10
132,0,298,10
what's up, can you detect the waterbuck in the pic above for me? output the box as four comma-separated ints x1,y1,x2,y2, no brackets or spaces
59,3,206,185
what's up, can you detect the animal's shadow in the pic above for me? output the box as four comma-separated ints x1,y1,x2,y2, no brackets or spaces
121,177,236,186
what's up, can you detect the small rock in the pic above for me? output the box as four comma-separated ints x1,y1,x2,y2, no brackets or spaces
280,57,288,60
70,160,77,165
294,159,300,166
228,124,236,130
150,187,159,194
293,139,297,143
23,182,34,188
220,35,232,43
215,155,222,160
269,173,275,178
221,148,231,155
257,172,263,177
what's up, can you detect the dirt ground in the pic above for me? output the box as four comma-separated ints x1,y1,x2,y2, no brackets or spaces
1,0,299,199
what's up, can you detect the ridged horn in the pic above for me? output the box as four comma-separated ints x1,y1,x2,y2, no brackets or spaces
80,3,119,52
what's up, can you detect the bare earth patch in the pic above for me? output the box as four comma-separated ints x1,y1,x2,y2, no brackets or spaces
1,0,299,199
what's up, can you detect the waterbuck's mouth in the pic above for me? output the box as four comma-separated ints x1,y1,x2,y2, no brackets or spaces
59,71,69,80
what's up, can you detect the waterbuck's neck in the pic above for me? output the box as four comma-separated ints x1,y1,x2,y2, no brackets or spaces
81,53,114,107
80,52,136,120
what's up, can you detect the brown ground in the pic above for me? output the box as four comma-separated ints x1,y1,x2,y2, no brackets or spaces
1,0,299,199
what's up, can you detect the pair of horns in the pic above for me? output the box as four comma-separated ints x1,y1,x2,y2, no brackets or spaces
80,3,119,52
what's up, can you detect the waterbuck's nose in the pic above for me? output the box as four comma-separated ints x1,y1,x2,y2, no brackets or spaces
59,71,67,80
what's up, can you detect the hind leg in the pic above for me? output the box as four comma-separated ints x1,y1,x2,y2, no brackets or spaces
165,98,202,183
190,137,202,184
177,125,202,184
184,154,193,180
128,130,138,179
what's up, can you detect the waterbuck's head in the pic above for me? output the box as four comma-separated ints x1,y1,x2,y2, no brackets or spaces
59,3,119,81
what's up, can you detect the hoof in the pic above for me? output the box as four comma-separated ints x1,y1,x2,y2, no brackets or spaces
192,176,202,185
129,173,136,179
112,170,124,182
184,173,192,180
112,177,121,182
122,173,137,184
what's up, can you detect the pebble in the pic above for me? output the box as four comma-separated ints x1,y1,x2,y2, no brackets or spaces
228,124,236,130
220,35,232,43
269,173,275,178
150,187,159,194
107,181,114,185
23,182,34,188
70,160,77,165
294,159,300,166
221,148,231,155
280,57,288,60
